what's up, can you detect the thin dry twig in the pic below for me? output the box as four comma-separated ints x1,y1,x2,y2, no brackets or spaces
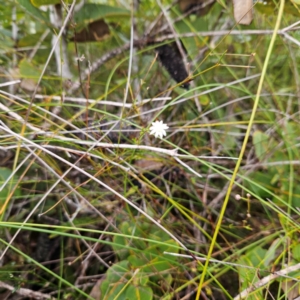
233,262,300,300
67,22,300,94
0,123,189,260
0,281,55,300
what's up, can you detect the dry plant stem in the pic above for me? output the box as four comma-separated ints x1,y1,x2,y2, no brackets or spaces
31,0,76,100
234,262,300,300
71,8,88,99
173,156,202,178
104,9,135,140
164,252,300,283
9,2,77,220
67,42,133,94
65,217,110,269
0,80,20,88
65,72,261,130
0,143,237,165
81,223,111,268
282,32,300,47
0,125,190,260
0,132,119,261
0,90,96,141
156,27,300,41
49,4,72,79
0,102,41,133
21,78,281,141
196,0,285,298
67,20,300,94
0,281,54,300
150,74,261,119
33,94,172,107
0,141,237,162
0,151,33,194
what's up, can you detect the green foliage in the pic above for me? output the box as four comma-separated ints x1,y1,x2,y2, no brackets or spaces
100,260,153,300
255,0,300,16
237,246,268,300
0,168,21,206
100,218,179,299
1,0,300,298
74,4,130,24
31,0,60,6
250,123,300,206
17,0,49,23
19,59,41,81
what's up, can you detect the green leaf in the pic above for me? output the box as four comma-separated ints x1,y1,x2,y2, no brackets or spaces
128,255,148,268
74,4,130,24
100,281,127,300
256,0,300,16
113,235,130,260
0,168,21,205
17,0,49,23
19,59,41,81
253,130,272,161
292,185,300,207
31,0,82,7
237,246,267,300
125,285,153,300
100,261,132,299
264,238,282,266
293,244,300,261
106,260,130,283
31,0,60,6
247,171,275,198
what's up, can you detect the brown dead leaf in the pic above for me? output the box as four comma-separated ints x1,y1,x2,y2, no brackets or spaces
70,19,110,43
233,0,253,25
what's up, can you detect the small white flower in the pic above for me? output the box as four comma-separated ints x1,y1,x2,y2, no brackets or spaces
76,54,85,62
149,120,169,139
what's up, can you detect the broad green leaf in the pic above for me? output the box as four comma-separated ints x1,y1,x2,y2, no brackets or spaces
19,59,41,81
101,281,127,300
17,0,49,23
128,255,148,268
126,285,153,300
106,260,130,283
246,171,274,198
136,272,149,286
74,4,130,24
113,235,130,260
148,259,171,272
100,261,131,300
253,130,271,161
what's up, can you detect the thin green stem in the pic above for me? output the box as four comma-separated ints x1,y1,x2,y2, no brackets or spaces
195,1,286,299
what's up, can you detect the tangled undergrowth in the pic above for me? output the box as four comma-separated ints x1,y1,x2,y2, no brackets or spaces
1,0,300,299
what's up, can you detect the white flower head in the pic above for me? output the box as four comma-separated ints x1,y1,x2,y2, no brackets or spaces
149,120,169,139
